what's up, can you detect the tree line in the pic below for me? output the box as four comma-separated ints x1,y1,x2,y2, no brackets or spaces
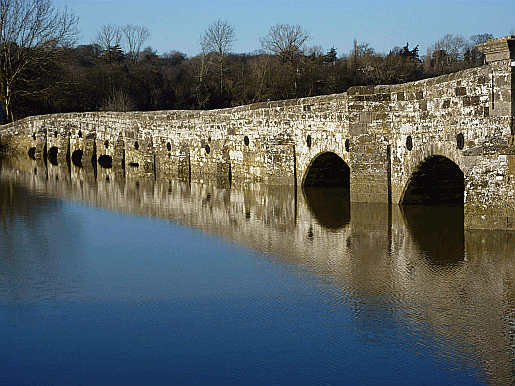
0,0,504,123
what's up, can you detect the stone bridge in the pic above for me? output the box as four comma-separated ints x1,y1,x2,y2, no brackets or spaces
1,36,514,230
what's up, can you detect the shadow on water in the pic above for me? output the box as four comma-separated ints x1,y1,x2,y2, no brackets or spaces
302,187,350,230
401,204,465,263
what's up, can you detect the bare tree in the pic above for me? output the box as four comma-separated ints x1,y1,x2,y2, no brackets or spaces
0,0,79,122
470,33,494,45
121,24,150,64
260,24,310,63
350,40,376,74
260,24,310,97
466,33,494,65
427,34,468,66
93,24,122,63
100,89,135,112
195,33,214,107
248,51,271,102
202,19,236,96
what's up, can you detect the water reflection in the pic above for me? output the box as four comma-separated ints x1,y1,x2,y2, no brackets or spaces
1,156,515,385
302,187,350,229
401,204,465,262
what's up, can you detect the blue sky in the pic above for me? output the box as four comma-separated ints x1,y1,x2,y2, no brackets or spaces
55,0,514,58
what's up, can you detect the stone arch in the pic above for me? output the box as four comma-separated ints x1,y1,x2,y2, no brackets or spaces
71,150,83,168
303,151,350,188
394,139,467,203
48,146,59,165
98,154,113,168
401,155,465,205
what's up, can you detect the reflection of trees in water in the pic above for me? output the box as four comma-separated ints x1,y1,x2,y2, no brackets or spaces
0,176,83,303
401,204,465,262
0,180,60,231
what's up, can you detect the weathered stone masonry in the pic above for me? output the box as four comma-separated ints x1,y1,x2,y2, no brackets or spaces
1,36,514,230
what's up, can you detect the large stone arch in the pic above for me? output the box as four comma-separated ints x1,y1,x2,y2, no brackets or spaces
48,146,59,165
401,155,465,205
396,141,466,205
302,151,351,188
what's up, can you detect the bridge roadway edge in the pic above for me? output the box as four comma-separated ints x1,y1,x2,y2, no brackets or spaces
1,36,514,230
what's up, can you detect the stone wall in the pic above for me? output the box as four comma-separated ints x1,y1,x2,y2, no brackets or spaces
0,36,514,230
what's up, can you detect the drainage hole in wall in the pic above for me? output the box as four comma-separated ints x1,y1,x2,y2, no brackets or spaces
457,133,464,150
406,135,413,151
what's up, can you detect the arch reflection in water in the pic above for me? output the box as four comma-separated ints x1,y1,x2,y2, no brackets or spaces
401,204,465,262
302,187,350,229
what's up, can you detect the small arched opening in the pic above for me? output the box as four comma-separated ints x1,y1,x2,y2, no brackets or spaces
303,152,350,188
48,147,59,165
402,155,464,205
98,155,113,169
28,147,36,160
72,150,83,168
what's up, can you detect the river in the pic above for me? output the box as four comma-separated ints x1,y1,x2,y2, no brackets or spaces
0,157,514,385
